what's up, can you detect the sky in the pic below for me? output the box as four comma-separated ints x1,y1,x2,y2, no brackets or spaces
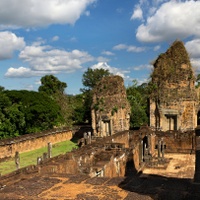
0,0,200,94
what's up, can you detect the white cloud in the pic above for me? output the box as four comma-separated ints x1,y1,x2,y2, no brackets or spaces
5,43,94,78
191,58,200,73
136,1,200,42
91,62,130,79
154,45,160,51
131,5,143,20
84,11,91,16
0,31,25,59
101,51,115,56
52,36,59,41
0,0,96,29
97,56,110,62
185,39,200,71
113,44,146,52
5,67,51,78
19,45,94,71
185,39,200,59
69,37,78,42
132,64,153,71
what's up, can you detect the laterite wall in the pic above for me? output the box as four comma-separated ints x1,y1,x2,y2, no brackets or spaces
0,128,73,159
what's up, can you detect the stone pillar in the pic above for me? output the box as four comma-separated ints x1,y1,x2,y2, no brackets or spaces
106,122,109,136
48,142,52,158
110,119,113,135
88,132,92,144
161,138,165,161
37,157,42,165
84,132,88,145
194,126,200,182
43,152,48,161
91,108,97,136
147,135,151,155
139,140,143,164
15,151,20,170
158,139,161,160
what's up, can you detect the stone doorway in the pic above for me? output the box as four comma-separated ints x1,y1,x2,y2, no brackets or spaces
101,120,111,137
165,114,177,130
197,111,200,125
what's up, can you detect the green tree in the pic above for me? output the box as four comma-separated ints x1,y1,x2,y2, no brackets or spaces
68,94,86,124
0,88,26,138
81,68,111,123
38,75,71,126
127,80,149,129
39,75,67,96
5,90,62,134
82,68,111,91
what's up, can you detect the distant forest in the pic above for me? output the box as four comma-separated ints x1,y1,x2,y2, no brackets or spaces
0,68,152,139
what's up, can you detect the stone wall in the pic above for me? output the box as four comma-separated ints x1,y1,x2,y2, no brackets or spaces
156,131,195,153
0,128,195,184
0,128,73,159
149,41,199,131
91,75,130,137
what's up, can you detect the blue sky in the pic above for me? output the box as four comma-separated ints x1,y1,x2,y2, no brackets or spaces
0,0,200,94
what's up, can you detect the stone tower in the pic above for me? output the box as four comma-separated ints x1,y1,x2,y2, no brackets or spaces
150,40,198,131
91,75,131,137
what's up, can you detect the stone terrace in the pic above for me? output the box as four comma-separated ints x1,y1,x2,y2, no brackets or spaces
0,127,199,199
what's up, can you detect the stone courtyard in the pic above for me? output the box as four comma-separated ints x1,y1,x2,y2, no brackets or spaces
0,126,199,200
0,152,198,200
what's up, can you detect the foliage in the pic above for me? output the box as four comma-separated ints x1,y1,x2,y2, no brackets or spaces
126,80,148,129
38,75,67,96
38,75,72,126
82,68,111,91
67,94,86,124
0,90,62,138
81,68,111,123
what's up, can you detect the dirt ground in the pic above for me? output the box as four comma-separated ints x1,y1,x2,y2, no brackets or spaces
143,153,195,179
0,153,199,200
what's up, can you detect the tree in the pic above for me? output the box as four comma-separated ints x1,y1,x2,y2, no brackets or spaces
126,80,149,129
69,94,86,124
39,75,67,96
5,90,62,134
38,75,72,126
81,68,111,123
82,68,111,91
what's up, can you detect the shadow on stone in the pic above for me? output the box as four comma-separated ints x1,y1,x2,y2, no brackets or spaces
118,155,200,200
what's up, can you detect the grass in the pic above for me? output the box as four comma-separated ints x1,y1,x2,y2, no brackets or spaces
0,140,77,175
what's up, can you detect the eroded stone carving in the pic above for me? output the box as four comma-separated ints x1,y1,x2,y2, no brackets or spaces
150,40,199,131
91,75,131,137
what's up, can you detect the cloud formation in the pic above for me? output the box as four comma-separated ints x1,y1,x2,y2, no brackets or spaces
91,62,130,79
185,39,200,71
133,1,200,43
0,0,96,29
131,5,143,20
101,51,115,56
113,44,146,52
0,31,25,59
5,43,94,78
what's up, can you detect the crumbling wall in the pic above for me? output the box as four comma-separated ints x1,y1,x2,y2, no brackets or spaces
150,40,198,131
156,131,195,153
91,75,131,136
0,128,195,184
0,128,73,159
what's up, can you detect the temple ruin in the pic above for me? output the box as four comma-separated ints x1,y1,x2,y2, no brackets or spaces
91,75,131,137
150,40,199,131
1,41,200,199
